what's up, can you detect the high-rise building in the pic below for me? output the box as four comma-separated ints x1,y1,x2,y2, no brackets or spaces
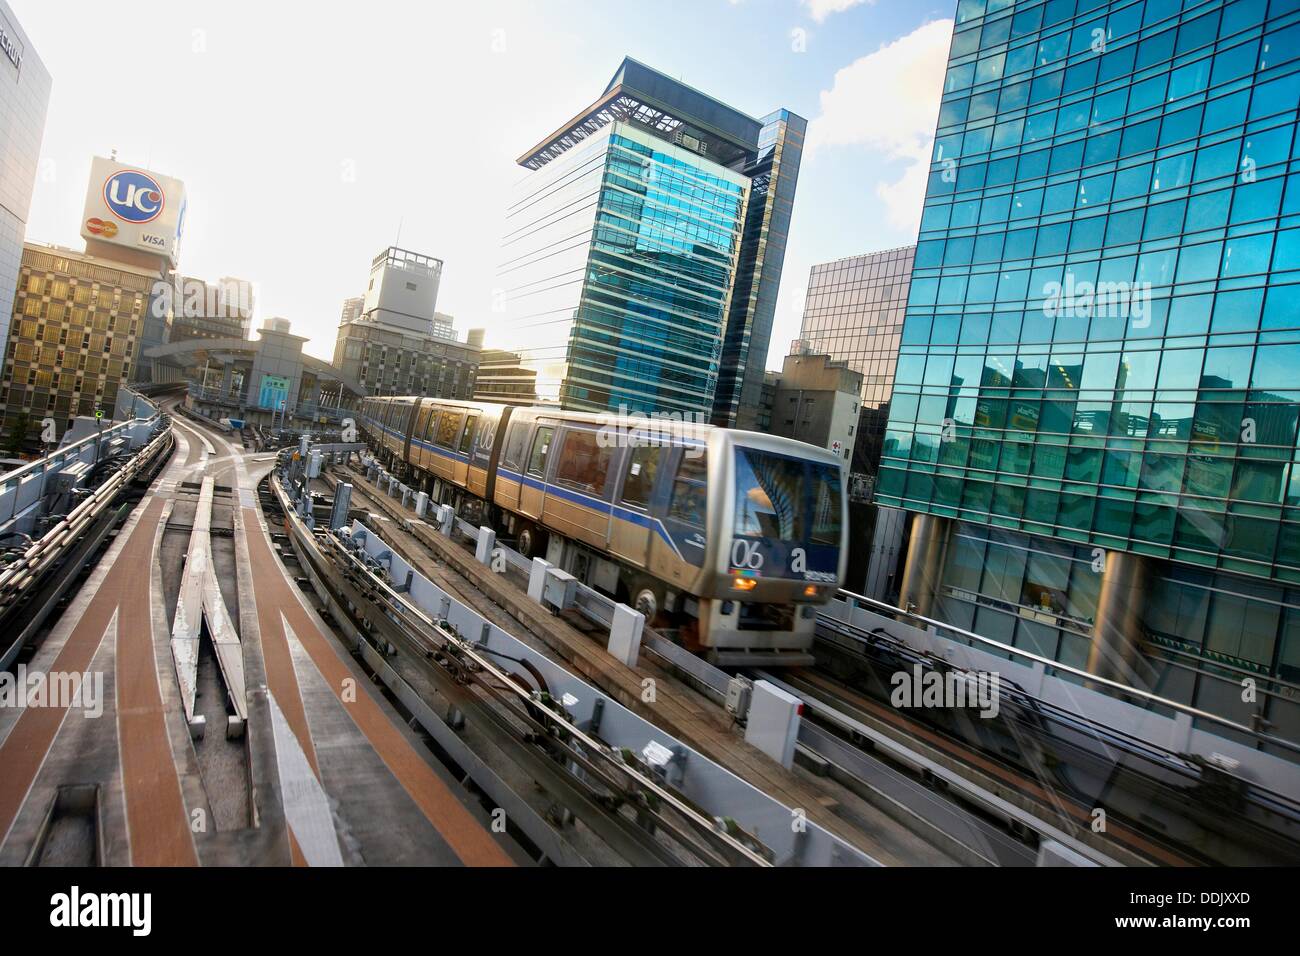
482,58,803,418
792,247,915,597
165,274,253,343
798,246,915,483
0,0,51,360
877,0,1300,741
712,110,807,429
333,246,478,399
2,242,154,444
339,295,366,326
3,155,185,439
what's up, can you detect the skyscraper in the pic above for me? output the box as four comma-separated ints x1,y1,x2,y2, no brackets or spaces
798,246,915,482
481,58,803,418
3,157,183,439
3,241,154,438
0,0,50,360
796,246,915,597
877,0,1300,739
712,110,807,429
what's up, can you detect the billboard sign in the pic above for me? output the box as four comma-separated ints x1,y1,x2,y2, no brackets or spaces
80,156,187,267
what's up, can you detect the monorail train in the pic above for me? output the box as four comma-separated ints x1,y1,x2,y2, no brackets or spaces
355,396,847,662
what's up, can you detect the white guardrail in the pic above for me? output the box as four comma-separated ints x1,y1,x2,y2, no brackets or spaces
0,390,163,537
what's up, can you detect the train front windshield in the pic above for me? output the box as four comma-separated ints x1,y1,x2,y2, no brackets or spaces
731,447,843,583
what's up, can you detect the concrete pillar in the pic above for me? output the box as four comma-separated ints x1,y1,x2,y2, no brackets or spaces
897,513,950,619
475,526,496,565
744,680,801,769
528,558,552,603
608,604,644,667
1087,549,1150,686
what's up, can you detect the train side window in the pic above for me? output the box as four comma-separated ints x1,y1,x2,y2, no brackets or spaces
554,428,612,496
667,451,708,529
501,421,529,470
436,411,465,448
459,414,479,455
527,426,554,478
421,410,439,441
620,445,661,509
414,405,434,441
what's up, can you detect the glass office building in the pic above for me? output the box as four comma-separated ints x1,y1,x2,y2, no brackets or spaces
0,0,50,415
799,246,916,481
489,121,748,415
481,58,802,419
712,110,807,430
877,0,1300,744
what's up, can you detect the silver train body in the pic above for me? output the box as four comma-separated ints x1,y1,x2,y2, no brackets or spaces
356,396,847,661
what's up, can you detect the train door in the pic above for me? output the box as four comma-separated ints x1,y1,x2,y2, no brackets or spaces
412,403,435,473
494,417,528,512
400,399,419,463
519,424,552,521
650,445,709,588
608,442,662,569
545,425,614,549
457,411,478,483
466,412,495,498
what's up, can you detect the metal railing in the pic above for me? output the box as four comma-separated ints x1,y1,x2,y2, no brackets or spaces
0,388,162,532
830,588,1300,758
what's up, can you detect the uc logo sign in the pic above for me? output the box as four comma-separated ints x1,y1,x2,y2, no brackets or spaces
103,169,164,224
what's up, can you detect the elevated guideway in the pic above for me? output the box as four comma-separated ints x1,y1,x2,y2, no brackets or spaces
0,402,518,867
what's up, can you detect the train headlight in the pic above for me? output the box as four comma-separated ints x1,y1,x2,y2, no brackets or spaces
803,585,819,598
731,576,758,592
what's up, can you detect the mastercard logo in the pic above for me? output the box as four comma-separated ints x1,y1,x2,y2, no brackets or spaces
85,217,118,238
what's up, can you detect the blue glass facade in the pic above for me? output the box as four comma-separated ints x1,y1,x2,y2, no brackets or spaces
489,122,748,416
877,0,1300,741
880,0,1300,582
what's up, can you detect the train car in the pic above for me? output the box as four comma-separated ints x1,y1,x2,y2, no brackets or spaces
355,396,847,663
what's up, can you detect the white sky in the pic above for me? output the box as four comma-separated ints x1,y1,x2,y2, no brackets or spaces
13,0,951,364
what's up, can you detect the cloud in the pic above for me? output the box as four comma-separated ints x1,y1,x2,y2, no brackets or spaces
806,18,953,232
802,0,877,22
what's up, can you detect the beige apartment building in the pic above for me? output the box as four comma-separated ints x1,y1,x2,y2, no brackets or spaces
1,242,155,436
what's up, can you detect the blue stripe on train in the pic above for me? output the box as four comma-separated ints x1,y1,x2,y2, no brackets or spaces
362,416,687,561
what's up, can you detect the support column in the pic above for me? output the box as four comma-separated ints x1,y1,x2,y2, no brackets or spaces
897,513,950,619
1087,549,1150,686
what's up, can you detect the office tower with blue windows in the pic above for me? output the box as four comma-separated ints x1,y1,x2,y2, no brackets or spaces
877,0,1300,745
482,58,804,419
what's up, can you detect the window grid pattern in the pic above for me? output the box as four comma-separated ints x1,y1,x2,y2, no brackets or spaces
798,245,914,479
877,0,1300,588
